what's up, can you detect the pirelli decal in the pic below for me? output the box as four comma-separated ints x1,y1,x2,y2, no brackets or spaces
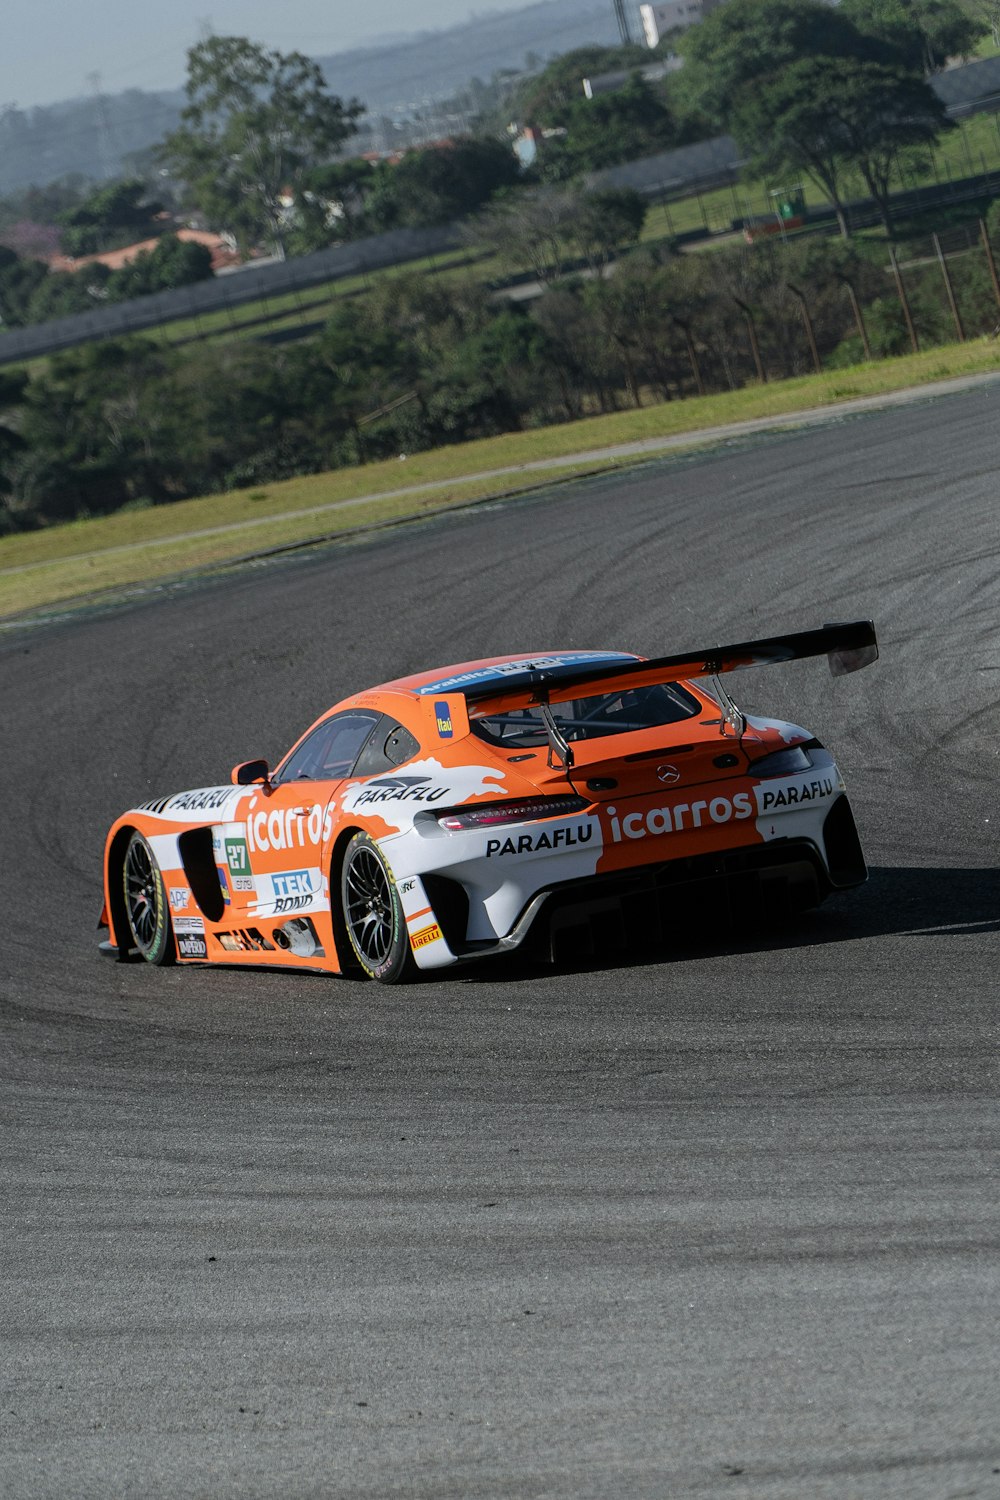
410,922,443,951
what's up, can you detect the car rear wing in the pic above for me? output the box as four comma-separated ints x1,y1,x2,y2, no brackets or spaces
465,621,878,718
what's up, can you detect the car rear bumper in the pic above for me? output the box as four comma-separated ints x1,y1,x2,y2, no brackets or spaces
439,795,866,964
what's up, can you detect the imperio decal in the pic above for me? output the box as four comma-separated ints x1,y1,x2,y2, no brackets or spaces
174,915,207,959
100,624,877,982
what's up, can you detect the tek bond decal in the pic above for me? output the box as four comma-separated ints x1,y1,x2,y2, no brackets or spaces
249,866,325,917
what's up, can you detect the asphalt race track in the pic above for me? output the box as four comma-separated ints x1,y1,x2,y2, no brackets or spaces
2,383,999,1500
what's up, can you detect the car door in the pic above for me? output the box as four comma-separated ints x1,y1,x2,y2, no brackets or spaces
216,711,382,923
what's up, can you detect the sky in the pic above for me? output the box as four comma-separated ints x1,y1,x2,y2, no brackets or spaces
2,1,541,110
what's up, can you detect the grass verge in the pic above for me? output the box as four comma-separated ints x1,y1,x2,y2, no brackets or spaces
1,336,998,620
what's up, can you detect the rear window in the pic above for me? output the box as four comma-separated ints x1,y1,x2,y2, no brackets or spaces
471,682,701,749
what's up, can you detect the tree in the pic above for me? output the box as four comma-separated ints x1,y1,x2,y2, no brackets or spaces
515,45,650,124
729,58,855,236
732,55,950,236
372,138,522,230
568,188,648,270
473,183,646,285
106,235,213,301
159,36,363,257
678,0,890,129
0,368,27,532
432,307,553,436
58,179,161,258
540,76,678,180
315,300,418,462
0,178,88,232
473,187,580,284
290,159,375,250
0,246,47,327
963,0,1000,48
841,0,983,71
814,61,950,231
680,0,951,235
12,341,192,524
25,264,111,324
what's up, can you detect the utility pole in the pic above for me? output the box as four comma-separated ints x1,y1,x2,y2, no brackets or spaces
613,0,633,45
87,71,115,181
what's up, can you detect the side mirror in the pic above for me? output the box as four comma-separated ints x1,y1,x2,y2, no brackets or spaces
231,758,270,786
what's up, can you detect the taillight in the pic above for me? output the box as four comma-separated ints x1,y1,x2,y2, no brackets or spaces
436,795,589,832
749,745,814,777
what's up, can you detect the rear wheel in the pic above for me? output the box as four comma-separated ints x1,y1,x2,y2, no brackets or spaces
122,831,175,965
340,832,415,983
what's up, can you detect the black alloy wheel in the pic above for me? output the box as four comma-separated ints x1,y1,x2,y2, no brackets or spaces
122,830,176,965
340,832,415,983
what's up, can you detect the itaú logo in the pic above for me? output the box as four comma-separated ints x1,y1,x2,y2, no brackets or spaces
657,764,681,784
607,792,753,842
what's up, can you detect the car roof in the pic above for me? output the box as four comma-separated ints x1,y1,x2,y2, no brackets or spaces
375,650,642,700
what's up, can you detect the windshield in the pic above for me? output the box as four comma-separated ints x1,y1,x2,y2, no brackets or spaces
471,682,702,749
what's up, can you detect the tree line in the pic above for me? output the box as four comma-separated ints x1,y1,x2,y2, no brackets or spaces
0,0,996,531
0,0,990,321
4,204,1000,535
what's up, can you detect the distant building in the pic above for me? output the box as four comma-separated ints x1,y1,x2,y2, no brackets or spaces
639,0,723,47
48,228,240,275
581,58,682,98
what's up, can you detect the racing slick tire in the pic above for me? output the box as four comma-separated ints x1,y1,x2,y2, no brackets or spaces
339,832,416,984
121,830,176,966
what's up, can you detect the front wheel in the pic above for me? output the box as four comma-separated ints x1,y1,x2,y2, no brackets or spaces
122,831,176,965
340,832,415,983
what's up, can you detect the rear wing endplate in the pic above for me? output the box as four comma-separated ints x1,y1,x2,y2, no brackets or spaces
466,621,878,716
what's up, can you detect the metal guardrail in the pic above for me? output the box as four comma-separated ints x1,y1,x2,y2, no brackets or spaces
0,223,464,367
4,165,1000,367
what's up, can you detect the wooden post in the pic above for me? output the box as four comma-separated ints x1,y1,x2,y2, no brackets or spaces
734,298,766,383
933,233,964,342
787,282,822,374
838,275,872,360
980,218,1000,312
887,245,919,354
675,319,706,396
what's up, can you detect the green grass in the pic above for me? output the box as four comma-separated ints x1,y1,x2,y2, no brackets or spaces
3,335,999,621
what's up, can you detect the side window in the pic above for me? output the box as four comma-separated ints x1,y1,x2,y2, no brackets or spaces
385,725,420,766
276,712,380,784
353,721,422,777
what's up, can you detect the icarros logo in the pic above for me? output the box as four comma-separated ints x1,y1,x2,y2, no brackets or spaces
657,765,681,785
608,792,754,842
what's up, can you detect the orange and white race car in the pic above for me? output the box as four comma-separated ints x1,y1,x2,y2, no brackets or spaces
99,621,877,982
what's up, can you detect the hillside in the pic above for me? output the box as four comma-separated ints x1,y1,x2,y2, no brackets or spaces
317,1,620,113
0,1,620,194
